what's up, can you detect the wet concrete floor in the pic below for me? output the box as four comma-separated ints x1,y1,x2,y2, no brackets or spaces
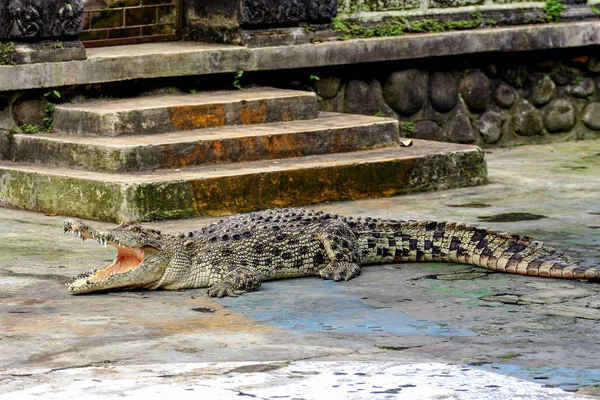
1,140,599,399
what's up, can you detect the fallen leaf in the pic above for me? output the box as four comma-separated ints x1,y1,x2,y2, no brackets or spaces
400,139,413,147
45,213,57,217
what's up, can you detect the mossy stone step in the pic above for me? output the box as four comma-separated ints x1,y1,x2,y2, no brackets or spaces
53,88,319,136
9,113,399,172
0,140,487,222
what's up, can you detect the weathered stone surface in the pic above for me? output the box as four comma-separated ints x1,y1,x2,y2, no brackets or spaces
53,88,319,136
412,120,443,141
500,65,528,88
550,64,584,86
4,22,600,92
582,102,600,130
345,80,379,115
318,84,345,113
458,70,490,113
429,71,458,113
567,77,595,99
543,99,575,133
476,111,504,144
494,84,516,109
446,113,476,144
314,76,341,99
6,113,400,172
11,41,86,64
510,99,543,137
0,0,83,39
383,69,427,116
11,96,46,128
0,131,11,157
588,56,600,73
531,77,556,106
0,142,487,222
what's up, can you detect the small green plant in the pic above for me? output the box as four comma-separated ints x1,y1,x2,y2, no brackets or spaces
189,89,197,94
232,71,244,90
43,90,61,132
373,111,385,117
0,41,16,65
401,121,416,136
309,74,320,82
486,19,498,27
591,4,600,15
44,102,56,132
545,0,566,22
20,124,41,134
332,18,349,34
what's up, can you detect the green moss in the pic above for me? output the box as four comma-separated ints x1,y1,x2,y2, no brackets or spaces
545,0,566,22
332,11,484,39
0,41,16,66
498,352,522,360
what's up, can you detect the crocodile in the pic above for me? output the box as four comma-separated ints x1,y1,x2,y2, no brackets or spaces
64,207,598,297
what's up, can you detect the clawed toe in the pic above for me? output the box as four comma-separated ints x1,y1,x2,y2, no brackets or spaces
319,261,361,282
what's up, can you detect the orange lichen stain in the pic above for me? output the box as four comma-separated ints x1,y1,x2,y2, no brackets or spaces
240,101,267,125
168,105,226,130
330,132,355,154
162,143,209,169
570,56,589,64
280,111,293,122
263,135,303,159
21,299,46,305
146,298,277,334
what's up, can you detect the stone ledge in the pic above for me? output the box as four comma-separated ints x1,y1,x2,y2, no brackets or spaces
1,21,600,91
0,141,487,221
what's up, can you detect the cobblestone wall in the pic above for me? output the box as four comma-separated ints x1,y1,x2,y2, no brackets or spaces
310,50,600,146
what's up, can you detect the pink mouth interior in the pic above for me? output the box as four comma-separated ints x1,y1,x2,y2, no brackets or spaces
89,246,145,281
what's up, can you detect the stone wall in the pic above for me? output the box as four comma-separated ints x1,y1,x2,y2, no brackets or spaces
81,0,178,46
306,49,600,146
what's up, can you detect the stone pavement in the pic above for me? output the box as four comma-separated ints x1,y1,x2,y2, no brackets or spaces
1,140,599,399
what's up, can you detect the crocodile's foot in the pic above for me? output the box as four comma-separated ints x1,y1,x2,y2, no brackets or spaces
319,261,361,281
207,282,246,298
207,266,262,297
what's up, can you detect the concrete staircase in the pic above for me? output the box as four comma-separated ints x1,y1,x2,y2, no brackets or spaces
0,88,487,222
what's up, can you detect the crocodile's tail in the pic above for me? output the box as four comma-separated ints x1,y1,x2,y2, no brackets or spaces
356,220,597,279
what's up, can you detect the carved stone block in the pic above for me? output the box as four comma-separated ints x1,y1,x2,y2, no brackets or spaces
240,0,337,25
184,0,337,45
0,0,83,39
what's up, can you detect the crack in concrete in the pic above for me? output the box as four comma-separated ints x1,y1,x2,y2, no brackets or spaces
0,268,69,282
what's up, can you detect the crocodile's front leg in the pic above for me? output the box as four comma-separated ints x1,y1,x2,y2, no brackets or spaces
315,219,362,281
207,264,262,297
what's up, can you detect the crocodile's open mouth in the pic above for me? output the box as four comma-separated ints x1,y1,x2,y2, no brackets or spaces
86,246,145,282
64,218,167,294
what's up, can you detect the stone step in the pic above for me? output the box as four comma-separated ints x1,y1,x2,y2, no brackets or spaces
9,113,399,172
53,88,319,136
0,141,487,222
